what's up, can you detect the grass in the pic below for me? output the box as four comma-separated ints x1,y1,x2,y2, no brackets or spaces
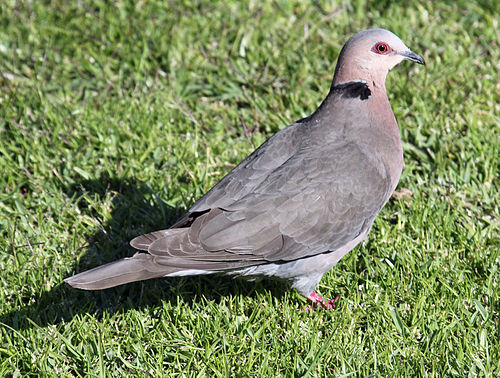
0,0,498,375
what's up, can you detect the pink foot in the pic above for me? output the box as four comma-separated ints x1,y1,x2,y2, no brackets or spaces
304,292,339,311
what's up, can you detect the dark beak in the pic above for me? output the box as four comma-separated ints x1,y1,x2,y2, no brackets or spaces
400,50,425,65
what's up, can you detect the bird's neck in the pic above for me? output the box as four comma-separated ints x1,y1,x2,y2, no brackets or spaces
332,62,388,93
331,64,401,163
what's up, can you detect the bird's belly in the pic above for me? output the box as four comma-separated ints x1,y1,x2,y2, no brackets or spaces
231,228,370,295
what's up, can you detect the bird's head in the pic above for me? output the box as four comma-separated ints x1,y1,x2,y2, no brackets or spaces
333,29,425,86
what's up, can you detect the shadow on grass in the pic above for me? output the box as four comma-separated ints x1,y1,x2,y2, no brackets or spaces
1,174,286,331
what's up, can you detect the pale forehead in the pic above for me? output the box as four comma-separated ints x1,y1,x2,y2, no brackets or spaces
347,28,408,50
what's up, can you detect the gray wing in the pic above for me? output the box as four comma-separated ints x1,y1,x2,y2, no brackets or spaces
170,121,308,228
194,141,391,261
131,139,391,269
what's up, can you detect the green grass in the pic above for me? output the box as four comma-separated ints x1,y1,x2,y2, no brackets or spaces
0,0,498,375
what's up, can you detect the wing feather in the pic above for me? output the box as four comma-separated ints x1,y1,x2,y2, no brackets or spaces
132,92,394,269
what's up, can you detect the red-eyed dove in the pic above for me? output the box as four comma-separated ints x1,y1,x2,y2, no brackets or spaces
65,29,425,309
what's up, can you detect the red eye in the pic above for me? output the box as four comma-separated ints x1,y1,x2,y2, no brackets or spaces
372,42,391,55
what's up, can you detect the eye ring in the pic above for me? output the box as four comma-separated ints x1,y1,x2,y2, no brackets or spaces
372,42,391,55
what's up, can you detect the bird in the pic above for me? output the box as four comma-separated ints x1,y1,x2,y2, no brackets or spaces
65,29,425,309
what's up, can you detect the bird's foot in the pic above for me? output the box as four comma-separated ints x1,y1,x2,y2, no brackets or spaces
304,292,339,311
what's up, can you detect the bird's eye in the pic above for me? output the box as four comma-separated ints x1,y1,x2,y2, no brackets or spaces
372,42,391,55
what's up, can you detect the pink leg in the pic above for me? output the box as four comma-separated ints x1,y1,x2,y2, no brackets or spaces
304,291,339,311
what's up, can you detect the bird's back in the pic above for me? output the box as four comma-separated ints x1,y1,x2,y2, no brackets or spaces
132,81,399,266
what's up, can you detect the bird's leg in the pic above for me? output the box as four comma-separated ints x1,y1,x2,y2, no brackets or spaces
304,291,339,311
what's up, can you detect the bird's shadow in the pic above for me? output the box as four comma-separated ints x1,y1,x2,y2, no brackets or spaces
2,174,287,331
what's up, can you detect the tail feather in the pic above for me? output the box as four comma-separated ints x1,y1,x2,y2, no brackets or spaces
64,252,182,290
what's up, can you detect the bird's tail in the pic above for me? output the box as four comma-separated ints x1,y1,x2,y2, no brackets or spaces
64,252,182,290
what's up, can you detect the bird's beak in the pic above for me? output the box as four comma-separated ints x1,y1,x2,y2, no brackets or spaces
399,50,425,65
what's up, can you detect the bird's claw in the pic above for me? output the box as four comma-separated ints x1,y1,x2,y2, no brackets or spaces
303,292,339,311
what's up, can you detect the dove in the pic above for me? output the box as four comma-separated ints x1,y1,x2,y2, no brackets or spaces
65,29,425,309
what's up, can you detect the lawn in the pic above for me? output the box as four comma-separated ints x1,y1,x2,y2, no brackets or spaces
0,0,498,376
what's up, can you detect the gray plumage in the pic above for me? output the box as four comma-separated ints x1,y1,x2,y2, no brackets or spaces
65,29,424,305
